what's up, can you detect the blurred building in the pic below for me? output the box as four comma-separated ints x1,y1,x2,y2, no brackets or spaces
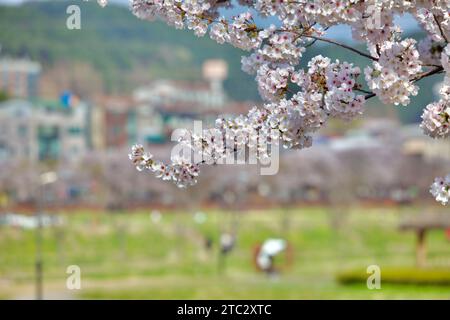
401,124,450,161
133,78,227,144
92,96,136,150
133,59,250,145
135,59,228,111
0,58,41,99
87,60,254,150
88,60,236,149
0,99,90,162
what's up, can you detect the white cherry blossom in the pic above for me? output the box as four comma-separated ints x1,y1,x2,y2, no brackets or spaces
430,175,450,205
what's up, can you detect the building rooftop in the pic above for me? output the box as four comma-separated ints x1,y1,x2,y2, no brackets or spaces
0,58,41,73
0,98,84,113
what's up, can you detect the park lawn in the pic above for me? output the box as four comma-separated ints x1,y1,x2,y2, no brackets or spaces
1,206,450,299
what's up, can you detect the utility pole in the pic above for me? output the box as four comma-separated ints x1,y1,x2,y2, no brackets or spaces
35,171,58,300
35,199,43,300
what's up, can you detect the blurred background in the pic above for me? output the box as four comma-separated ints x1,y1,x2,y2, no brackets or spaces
1,0,450,299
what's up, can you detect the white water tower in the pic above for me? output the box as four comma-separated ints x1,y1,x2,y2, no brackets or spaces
202,59,228,93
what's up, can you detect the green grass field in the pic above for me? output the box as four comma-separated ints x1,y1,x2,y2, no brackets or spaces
1,206,450,299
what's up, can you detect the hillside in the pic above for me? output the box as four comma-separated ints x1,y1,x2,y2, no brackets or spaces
0,0,261,100
0,0,444,122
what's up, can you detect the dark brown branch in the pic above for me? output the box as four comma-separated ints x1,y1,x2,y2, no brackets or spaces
355,87,373,95
412,66,444,82
433,14,449,43
365,93,376,99
302,35,379,61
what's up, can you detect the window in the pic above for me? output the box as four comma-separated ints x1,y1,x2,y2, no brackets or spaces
68,127,82,135
0,143,8,160
18,124,28,137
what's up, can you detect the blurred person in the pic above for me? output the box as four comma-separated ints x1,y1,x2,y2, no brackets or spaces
255,239,287,277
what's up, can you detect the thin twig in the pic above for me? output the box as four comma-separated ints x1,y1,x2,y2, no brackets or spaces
355,88,373,95
412,66,444,82
423,64,442,68
304,38,319,48
302,35,379,61
433,14,449,43
365,93,376,100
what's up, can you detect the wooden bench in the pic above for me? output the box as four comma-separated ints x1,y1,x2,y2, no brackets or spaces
399,213,450,267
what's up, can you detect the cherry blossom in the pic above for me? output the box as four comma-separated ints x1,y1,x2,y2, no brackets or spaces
365,38,422,106
97,0,108,8
420,99,450,139
92,0,450,203
442,44,450,73
430,175,450,205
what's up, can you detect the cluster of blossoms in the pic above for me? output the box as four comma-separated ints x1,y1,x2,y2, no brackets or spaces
420,99,450,138
420,3,450,204
129,55,364,187
414,7,450,43
258,31,305,65
351,4,400,45
128,144,200,187
322,59,365,120
255,64,293,101
210,12,264,50
131,0,220,34
421,43,450,204
442,44,450,73
430,175,450,205
365,38,422,106
92,0,450,203
421,45,450,139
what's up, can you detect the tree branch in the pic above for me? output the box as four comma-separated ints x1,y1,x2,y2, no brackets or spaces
412,66,444,82
365,93,376,100
355,87,373,95
302,35,379,61
433,14,449,43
